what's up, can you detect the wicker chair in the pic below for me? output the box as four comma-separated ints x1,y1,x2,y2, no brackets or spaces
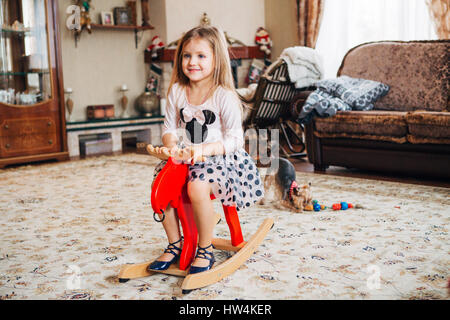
243,60,307,159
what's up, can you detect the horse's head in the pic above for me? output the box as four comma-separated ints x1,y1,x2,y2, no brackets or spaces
151,158,189,221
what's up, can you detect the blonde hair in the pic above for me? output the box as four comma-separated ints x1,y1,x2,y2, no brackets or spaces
167,25,238,100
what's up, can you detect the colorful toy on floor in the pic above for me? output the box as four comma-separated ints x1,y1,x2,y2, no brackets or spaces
305,200,356,212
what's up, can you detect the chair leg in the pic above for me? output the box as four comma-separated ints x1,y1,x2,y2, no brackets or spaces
285,121,306,153
278,121,307,158
314,163,329,172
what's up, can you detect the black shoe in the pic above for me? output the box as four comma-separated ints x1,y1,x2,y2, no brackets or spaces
147,237,183,271
188,244,215,275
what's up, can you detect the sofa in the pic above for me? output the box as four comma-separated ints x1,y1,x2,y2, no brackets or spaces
291,40,449,178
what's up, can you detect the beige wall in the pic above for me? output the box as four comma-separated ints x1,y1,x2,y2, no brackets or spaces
164,0,265,45
148,0,167,42
59,0,154,121
265,0,298,59
59,0,297,122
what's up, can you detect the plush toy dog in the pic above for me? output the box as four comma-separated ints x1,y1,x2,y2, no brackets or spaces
260,157,312,212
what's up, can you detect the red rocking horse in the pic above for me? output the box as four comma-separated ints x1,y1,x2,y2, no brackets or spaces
118,147,274,293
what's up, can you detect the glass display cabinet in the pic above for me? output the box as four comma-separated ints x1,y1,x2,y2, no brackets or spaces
0,0,68,167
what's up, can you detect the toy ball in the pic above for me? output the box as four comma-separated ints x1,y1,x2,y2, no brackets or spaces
313,203,321,212
340,202,349,210
332,203,341,210
320,205,326,210
312,199,319,205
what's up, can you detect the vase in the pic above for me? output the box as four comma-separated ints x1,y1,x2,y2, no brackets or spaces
134,91,160,117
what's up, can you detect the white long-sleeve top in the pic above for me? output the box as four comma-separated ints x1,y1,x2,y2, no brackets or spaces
162,83,244,154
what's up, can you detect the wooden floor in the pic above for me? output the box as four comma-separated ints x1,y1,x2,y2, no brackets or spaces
289,156,450,189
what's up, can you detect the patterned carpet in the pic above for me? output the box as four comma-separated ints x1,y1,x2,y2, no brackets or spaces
0,153,448,300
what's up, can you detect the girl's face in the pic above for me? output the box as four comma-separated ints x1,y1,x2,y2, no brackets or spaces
181,37,215,86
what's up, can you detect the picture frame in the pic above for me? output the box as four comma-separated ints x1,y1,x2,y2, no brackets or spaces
126,1,137,26
113,7,132,26
101,11,114,25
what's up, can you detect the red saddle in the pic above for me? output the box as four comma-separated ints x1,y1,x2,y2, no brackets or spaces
151,157,244,270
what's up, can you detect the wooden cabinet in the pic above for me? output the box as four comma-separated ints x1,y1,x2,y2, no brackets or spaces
0,0,68,168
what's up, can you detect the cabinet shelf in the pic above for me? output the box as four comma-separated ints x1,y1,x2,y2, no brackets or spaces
1,71,50,76
0,28,31,36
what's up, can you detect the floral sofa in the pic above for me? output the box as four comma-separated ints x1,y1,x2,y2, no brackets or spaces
292,40,449,178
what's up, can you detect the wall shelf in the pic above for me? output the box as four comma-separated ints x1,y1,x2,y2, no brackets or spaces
75,24,154,48
90,23,154,31
146,46,266,63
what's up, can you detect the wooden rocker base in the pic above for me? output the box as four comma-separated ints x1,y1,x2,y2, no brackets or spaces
118,217,274,292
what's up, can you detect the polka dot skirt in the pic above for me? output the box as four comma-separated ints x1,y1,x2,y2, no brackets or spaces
152,148,264,212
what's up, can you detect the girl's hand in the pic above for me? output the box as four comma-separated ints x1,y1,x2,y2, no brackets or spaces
186,145,206,164
169,145,206,164
146,144,170,160
169,147,191,163
168,145,179,155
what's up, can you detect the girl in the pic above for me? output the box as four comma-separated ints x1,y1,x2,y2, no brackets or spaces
147,26,264,275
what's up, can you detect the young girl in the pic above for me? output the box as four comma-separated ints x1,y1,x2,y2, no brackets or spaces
147,26,264,275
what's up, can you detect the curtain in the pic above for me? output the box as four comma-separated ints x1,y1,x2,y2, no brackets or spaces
315,0,438,79
426,0,450,39
296,0,324,48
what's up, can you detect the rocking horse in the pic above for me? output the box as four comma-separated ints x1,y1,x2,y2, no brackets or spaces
118,146,274,293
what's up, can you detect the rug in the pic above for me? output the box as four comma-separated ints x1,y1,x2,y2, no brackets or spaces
0,153,448,300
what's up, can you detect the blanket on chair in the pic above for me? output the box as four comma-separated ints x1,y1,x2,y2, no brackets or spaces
279,46,324,89
296,75,390,124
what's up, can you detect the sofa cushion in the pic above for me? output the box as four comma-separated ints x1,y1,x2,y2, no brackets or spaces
338,40,449,112
406,111,450,144
314,111,407,143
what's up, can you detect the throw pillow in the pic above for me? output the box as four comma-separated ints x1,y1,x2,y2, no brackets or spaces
315,75,390,110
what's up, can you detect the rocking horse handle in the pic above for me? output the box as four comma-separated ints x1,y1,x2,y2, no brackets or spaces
146,143,207,163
